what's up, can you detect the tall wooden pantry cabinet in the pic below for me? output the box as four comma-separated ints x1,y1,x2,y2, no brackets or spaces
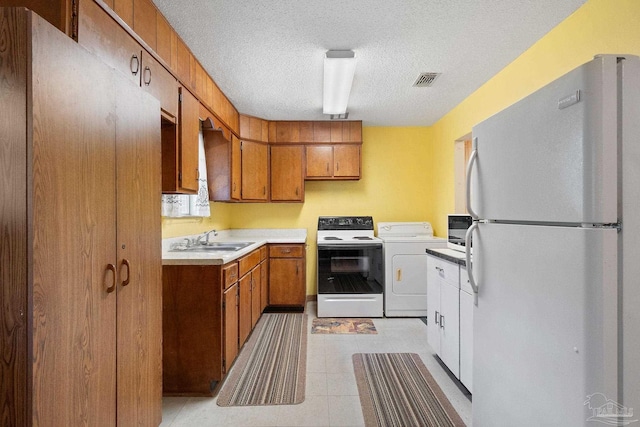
0,8,162,426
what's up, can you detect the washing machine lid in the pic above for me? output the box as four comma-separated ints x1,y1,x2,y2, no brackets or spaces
377,222,438,241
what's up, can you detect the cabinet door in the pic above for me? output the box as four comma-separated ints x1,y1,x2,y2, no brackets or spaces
426,258,441,355
334,145,360,178
178,86,200,193
459,288,474,392
260,260,268,312
30,22,118,424
269,258,305,306
241,140,268,200
271,145,303,201
223,284,239,374
133,0,157,50
305,145,333,178
141,51,178,119
231,135,242,200
239,274,252,345
251,267,262,328
115,78,162,426
440,280,460,378
78,0,141,86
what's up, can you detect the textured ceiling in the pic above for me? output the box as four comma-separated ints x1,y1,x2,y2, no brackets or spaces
152,0,586,126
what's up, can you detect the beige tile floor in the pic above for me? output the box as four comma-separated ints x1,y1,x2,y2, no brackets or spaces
161,302,472,427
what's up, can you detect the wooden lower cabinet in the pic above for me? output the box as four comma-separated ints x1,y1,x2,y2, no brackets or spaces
162,246,269,395
223,283,239,374
268,244,306,307
0,9,161,425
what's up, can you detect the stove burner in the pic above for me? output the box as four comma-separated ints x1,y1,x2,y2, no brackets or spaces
324,236,343,240
353,236,373,240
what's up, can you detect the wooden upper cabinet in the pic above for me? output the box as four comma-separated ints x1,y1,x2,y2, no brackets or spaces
140,50,178,118
155,12,173,64
114,0,133,28
240,115,268,142
313,122,331,142
178,87,200,193
271,145,304,202
176,37,191,88
77,0,141,86
306,144,361,180
334,145,360,178
133,0,157,51
240,140,268,201
305,146,333,178
231,135,242,200
269,121,361,143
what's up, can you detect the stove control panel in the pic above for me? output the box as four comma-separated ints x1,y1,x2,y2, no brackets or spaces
318,216,374,230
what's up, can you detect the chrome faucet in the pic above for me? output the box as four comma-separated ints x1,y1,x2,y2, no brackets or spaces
197,229,218,245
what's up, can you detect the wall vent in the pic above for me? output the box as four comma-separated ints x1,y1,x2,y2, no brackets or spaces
413,72,440,87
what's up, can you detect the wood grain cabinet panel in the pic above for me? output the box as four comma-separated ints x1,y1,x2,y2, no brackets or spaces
114,0,133,28
268,244,306,307
239,274,252,345
305,145,333,178
133,0,156,50
177,86,200,193
334,145,361,178
155,12,173,65
271,145,304,202
78,0,141,86
240,140,268,201
0,10,161,424
223,284,239,374
141,50,178,118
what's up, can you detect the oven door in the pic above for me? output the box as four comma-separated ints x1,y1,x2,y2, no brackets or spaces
317,243,383,295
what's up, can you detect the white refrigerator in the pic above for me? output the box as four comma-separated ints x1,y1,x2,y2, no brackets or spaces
467,55,640,426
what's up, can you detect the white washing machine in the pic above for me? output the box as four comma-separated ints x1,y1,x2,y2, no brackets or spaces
377,222,447,317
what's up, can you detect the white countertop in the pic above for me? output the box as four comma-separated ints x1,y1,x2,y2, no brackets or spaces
162,228,307,266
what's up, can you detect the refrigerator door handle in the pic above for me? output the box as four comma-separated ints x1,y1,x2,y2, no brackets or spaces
466,138,479,220
465,221,479,305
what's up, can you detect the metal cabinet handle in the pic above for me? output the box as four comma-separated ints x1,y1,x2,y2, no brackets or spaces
263,186,266,195
121,259,131,286
396,269,402,281
281,248,291,254
336,162,339,171
296,264,299,275
130,54,140,75
295,187,299,196
326,163,329,173
106,264,117,293
434,310,439,325
143,66,152,85
440,314,445,329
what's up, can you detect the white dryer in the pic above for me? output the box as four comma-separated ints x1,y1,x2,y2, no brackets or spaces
377,222,447,317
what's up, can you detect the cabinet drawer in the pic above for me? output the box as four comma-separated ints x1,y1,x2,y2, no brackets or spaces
269,244,303,258
239,248,261,277
222,262,238,289
429,256,460,288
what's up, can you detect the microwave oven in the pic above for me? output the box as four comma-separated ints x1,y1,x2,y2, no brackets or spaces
447,214,472,252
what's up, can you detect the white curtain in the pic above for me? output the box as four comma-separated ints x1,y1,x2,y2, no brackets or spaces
161,130,211,217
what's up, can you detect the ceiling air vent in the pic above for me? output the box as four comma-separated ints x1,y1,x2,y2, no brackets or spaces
413,72,440,87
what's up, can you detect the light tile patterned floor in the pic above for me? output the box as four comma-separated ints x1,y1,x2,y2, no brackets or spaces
161,302,472,427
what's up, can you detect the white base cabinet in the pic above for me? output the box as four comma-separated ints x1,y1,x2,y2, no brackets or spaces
426,253,473,392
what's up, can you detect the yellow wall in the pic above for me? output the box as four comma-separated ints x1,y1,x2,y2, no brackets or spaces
163,127,436,294
427,0,640,235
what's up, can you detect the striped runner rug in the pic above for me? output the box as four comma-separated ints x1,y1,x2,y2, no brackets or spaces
217,313,307,406
353,353,466,427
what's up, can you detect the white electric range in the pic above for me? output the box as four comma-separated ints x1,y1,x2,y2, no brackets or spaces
316,216,384,317
377,222,447,317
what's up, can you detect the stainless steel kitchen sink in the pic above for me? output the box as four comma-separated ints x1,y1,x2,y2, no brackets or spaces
169,241,254,252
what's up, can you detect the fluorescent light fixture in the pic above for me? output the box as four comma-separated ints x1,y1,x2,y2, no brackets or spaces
323,50,356,115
